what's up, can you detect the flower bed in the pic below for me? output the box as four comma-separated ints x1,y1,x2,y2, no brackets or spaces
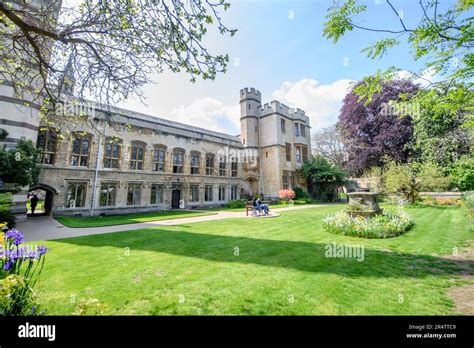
0,223,48,315
323,208,414,239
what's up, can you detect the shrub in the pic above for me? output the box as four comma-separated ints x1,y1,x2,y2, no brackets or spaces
421,196,462,206
293,199,309,205
417,162,451,192
383,161,420,203
435,197,461,206
461,191,474,219
364,167,384,193
0,274,43,315
293,186,308,199
0,224,48,315
0,193,16,228
225,199,246,209
302,156,347,201
451,156,474,191
323,208,414,239
279,189,295,200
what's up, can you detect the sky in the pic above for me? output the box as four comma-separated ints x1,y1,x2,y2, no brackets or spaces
115,0,456,136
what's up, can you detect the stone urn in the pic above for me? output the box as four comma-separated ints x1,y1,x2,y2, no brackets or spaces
347,192,382,218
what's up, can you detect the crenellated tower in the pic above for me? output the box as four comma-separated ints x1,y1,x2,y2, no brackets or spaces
239,87,312,199
239,87,261,148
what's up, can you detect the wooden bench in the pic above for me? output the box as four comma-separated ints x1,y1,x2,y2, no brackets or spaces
245,201,254,216
245,200,270,216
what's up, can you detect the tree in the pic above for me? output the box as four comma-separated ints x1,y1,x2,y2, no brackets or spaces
450,155,474,191
0,0,236,121
411,88,472,170
0,140,41,189
311,125,347,168
278,189,296,201
323,0,474,128
337,79,418,175
302,155,348,202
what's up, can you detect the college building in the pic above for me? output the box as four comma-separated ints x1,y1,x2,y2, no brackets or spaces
1,84,311,217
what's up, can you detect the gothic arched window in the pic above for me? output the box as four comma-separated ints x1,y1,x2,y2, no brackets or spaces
172,148,185,174
130,141,146,170
104,137,122,169
70,133,91,167
37,129,58,165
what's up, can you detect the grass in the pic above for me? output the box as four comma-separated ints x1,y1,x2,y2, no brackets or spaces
26,201,45,211
37,204,473,315
203,202,312,212
55,210,217,228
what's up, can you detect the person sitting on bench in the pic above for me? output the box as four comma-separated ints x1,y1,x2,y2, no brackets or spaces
252,198,262,216
261,202,269,216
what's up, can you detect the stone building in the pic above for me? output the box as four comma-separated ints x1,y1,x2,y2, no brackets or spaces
23,87,311,216
0,0,312,219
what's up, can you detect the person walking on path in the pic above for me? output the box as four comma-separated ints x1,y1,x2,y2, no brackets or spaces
30,194,39,215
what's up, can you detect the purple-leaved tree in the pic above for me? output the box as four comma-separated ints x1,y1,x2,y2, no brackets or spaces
337,79,418,176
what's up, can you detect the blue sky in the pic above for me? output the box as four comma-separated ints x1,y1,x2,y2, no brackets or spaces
118,0,457,135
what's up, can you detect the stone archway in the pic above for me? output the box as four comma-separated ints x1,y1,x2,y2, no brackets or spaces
243,175,258,198
28,183,57,216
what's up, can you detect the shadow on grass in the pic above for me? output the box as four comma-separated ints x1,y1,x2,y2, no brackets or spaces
55,227,474,279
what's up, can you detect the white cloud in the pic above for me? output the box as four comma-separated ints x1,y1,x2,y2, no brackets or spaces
396,68,441,87
170,97,240,135
271,78,354,130
170,78,354,137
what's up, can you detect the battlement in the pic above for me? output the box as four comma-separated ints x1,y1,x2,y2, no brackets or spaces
240,87,261,102
259,101,309,123
260,100,289,116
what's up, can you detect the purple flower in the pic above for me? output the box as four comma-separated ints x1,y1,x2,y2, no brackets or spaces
5,229,24,246
3,260,13,270
28,250,39,259
37,245,48,256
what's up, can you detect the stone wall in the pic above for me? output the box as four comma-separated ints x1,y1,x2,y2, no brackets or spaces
38,115,246,216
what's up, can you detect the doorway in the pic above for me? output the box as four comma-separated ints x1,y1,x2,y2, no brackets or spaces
171,189,181,209
27,183,56,216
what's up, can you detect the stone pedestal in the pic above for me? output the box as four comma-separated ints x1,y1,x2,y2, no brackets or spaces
347,192,382,218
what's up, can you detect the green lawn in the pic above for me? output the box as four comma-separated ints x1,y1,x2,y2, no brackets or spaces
38,204,473,315
203,202,312,212
55,210,217,228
